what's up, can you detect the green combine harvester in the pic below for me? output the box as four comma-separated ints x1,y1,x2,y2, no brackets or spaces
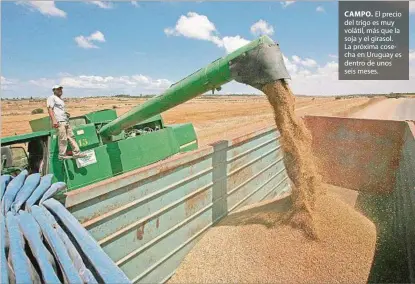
1,35,289,192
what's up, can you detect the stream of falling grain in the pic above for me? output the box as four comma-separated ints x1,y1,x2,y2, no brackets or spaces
261,80,322,239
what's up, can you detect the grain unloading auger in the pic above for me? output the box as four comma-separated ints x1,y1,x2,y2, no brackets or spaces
98,35,290,138
1,35,290,192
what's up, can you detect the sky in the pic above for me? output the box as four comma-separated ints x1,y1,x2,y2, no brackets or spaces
1,0,415,98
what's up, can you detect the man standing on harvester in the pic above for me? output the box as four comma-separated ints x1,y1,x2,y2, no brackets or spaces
47,85,86,160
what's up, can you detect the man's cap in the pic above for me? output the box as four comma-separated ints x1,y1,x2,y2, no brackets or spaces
52,85,63,90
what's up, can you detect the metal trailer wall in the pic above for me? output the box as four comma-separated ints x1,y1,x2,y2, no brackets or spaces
357,121,415,283
304,116,406,193
304,116,415,283
398,122,415,283
397,122,415,283
65,127,291,283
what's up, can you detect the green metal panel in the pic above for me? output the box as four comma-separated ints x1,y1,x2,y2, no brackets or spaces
178,142,198,153
169,124,198,152
49,156,65,183
29,116,52,132
139,114,164,128
85,109,118,123
99,36,275,137
102,130,126,144
63,128,180,190
49,131,60,158
63,145,114,190
1,130,50,146
47,134,65,185
69,117,88,128
48,124,100,156
72,124,100,151
105,131,126,143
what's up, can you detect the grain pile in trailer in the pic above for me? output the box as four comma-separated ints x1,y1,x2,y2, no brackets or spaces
170,75,377,282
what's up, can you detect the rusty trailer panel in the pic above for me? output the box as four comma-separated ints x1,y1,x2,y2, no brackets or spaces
304,116,406,193
355,121,415,283
305,117,415,283
66,126,290,283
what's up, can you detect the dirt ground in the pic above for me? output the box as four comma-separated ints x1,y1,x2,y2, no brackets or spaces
1,95,382,146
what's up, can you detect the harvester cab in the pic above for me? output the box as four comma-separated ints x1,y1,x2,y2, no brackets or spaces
1,132,49,177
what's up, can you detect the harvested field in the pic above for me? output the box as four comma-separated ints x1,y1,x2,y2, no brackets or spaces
168,188,377,284
1,95,382,145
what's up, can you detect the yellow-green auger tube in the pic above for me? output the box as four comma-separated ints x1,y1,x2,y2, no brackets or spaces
99,35,290,138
